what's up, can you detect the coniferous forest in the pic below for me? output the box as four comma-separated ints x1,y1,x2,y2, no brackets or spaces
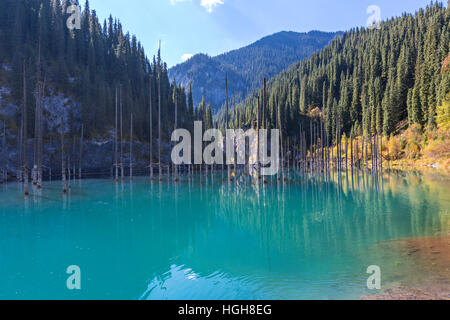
0,0,449,176
169,31,341,113
221,2,449,165
0,0,194,141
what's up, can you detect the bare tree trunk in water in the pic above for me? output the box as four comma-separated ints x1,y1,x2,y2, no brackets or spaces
380,134,383,172
115,88,119,182
149,79,153,180
18,115,23,182
120,86,124,180
226,74,231,182
61,117,66,193
362,134,365,169
37,75,45,189
356,135,359,169
23,61,29,196
277,92,285,181
174,85,178,182
67,157,71,190
79,124,83,179
158,59,162,181
350,133,353,171
130,113,133,180
345,134,348,172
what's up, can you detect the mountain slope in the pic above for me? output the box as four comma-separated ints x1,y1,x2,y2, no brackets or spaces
169,31,341,113
0,0,190,141
222,3,449,146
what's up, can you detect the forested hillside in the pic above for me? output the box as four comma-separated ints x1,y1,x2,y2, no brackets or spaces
222,2,449,163
169,31,340,113
0,0,194,141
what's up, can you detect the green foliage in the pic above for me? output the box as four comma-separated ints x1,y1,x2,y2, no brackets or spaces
0,0,192,141
222,3,449,147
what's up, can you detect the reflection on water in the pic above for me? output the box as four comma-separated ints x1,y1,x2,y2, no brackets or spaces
0,169,448,299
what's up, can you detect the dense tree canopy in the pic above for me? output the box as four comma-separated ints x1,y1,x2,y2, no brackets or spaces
221,2,449,146
0,0,195,141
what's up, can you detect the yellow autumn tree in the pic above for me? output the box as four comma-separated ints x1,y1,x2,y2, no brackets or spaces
436,93,450,131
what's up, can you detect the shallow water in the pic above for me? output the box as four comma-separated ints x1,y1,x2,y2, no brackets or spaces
0,170,449,300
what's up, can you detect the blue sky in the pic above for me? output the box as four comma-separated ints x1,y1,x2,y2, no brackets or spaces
88,0,439,67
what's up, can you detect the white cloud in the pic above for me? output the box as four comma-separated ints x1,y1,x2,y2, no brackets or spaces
201,0,224,13
181,54,194,62
170,0,188,5
170,0,223,13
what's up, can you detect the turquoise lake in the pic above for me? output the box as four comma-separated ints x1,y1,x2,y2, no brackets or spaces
0,170,449,300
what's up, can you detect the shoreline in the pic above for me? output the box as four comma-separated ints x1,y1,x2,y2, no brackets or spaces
361,237,450,301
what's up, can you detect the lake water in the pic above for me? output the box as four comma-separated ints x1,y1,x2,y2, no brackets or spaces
0,170,449,300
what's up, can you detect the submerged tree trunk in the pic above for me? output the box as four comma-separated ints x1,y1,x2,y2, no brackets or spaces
114,88,119,182
362,134,365,169
18,115,23,182
277,93,285,181
130,113,133,180
23,61,29,195
350,133,353,171
256,94,260,179
174,85,178,182
226,74,231,182
149,78,153,180
2,121,5,182
37,76,45,189
120,86,124,180
345,134,348,172
61,117,66,193
380,134,383,172
79,124,83,179
158,63,162,181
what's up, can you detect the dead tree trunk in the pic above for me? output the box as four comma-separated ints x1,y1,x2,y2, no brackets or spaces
113,88,118,182
310,118,313,173
226,74,231,182
158,62,162,181
345,133,348,172
174,85,178,182
361,134,365,169
256,94,260,179
23,61,29,195
277,92,285,181
262,78,268,183
350,133,353,171
130,113,133,180
67,157,71,190
37,76,45,189
335,117,338,171
321,115,324,173
365,134,369,169
18,115,23,182
149,79,153,180
380,134,383,172
356,135,359,169
2,122,5,182
120,86,124,180
79,124,83,179
61,117,66,193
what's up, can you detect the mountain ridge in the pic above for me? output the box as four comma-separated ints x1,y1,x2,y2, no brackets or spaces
169,30,342,114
